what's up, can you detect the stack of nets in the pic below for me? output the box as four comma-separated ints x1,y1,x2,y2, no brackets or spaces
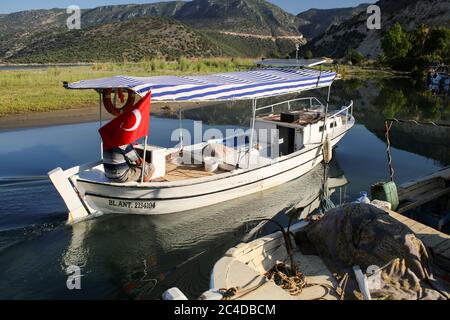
294,203,450,300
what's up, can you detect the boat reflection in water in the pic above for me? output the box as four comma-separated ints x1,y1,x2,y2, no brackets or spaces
62,158,348,299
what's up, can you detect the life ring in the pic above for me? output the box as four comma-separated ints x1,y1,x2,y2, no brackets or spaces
102,88,136,116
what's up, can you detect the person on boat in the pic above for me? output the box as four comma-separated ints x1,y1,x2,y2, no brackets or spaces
103,144,154,183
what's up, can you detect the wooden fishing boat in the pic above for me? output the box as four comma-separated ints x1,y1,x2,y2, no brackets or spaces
206,221,337,300
397,167,450,232
48,64,354,223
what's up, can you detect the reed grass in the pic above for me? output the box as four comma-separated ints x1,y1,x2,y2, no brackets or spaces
0,58,254,117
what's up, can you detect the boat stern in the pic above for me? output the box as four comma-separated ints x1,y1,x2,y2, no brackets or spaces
48,167,92,224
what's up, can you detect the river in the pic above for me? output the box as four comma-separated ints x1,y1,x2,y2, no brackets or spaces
0,77,448,299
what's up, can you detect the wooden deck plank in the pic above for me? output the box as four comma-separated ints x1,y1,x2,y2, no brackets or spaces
163,161,227,182
397,187,450,214
398,180,440,200
434,239,450,254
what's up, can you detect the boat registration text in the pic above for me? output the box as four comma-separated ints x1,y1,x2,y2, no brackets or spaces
108,199,156,209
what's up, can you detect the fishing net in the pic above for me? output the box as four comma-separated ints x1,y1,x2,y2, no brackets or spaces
294,203,450,300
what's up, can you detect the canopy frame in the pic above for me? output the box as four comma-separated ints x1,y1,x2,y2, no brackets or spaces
64,67,337,103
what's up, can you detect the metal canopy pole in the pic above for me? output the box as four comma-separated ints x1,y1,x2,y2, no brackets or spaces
327,84,332,103
99,91,104,159
320,85,331,145
248,98,257,169
141,136,148,184
179,108,184,150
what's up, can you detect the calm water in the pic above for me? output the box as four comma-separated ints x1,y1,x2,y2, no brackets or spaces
0,78,448,299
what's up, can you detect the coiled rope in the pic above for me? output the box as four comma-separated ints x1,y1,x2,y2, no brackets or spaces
265,263,307,296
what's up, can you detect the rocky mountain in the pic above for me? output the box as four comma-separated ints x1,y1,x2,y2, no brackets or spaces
0,0,305,62
6,17,222,63
173,0,301,36
305,0,450,58
297,4,369,39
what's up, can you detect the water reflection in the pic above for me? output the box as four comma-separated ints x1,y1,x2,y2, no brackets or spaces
59,161,347,299
332,78,450,166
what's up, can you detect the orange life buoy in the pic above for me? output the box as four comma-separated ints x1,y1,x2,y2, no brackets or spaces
102,88,136,116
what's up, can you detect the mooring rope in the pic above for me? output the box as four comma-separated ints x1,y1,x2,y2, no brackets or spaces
384,120,395,182
384,118,450,182
385,118,450,128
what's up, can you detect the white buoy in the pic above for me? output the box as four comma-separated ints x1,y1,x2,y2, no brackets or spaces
162,287,188,300
199,289,224,300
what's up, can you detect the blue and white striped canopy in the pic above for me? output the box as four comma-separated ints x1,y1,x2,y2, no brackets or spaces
67,68,336,102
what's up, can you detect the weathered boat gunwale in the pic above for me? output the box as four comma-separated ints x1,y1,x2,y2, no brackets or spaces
397,167,450,215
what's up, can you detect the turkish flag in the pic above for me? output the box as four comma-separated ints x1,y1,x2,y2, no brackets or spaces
99,92,151,150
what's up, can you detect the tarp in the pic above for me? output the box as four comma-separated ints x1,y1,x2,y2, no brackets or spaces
295,204,450,300
66,68,336,102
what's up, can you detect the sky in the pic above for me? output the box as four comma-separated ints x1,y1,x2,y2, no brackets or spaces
0,0,376,15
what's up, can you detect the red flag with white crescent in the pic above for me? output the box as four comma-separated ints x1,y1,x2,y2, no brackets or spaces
99,92,151,150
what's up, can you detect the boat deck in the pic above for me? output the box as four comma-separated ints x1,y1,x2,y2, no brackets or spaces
387,209,450,260
161,162,227,182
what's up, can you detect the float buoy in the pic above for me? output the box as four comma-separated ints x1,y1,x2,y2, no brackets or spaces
323,135,332,164
102,88,136,116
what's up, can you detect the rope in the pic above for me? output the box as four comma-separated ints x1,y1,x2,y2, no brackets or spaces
385,118,450,128
218,277,268,300
383,117,450,182
265,263,307,296
319,163,336,213
384,120,395,182
337,273,349,300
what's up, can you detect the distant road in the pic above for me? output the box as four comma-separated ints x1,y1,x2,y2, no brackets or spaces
217,31,304,42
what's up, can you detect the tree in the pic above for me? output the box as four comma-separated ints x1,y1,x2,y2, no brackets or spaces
304,50,313,59
423,27,450,60
381,22,412,60
346,49,364,65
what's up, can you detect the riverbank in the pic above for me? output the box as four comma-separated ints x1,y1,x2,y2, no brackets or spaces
0,100,220,130
0,58,253,118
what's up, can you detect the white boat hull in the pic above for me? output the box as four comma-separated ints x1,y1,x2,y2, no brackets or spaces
76,130,349,216
48,98,355,223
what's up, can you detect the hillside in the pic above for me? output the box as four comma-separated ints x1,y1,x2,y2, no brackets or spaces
0,0,305,62
297,4,369,39
6,17,223,63
305,0,450,58
173,0,301,36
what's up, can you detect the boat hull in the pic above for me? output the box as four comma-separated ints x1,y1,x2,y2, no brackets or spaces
76,130,350,216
